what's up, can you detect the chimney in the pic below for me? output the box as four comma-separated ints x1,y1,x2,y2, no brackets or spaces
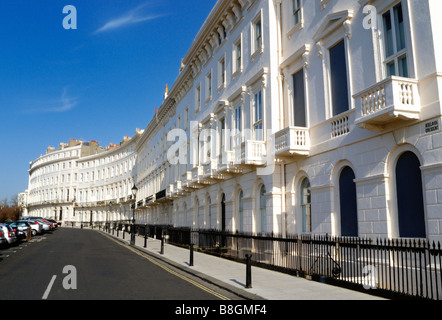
180,58,185,72
164,84,168,100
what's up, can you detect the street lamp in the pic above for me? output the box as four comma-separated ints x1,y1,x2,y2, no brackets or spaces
130,184,138,246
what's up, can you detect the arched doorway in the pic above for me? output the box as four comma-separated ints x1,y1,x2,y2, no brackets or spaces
300,178,311,233
339,166,358,237
396,151,426,238
238,190,244,233
259,185,266,234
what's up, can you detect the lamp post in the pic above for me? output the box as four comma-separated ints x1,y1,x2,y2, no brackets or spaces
81,206,84,229
130,184,138,246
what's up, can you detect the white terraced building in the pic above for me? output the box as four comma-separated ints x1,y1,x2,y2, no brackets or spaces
24,132,142,227
22,0,442,242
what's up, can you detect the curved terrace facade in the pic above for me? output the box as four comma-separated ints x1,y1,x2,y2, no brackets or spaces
22,0,442,242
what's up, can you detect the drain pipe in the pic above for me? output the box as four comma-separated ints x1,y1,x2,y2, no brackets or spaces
274,0,287,237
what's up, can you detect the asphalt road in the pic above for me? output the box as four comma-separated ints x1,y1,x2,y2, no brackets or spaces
0,228,241,300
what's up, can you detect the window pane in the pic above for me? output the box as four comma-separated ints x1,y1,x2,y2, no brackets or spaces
383,11,394,58
387,61,396,77
398,55,408,77
236,43,241,71
394,3,406,51
293,0,301,25
235,107,242,131
255,20,262,51
293,69,306,127
254,91,262,122
254,123,263,140
329,40,349,116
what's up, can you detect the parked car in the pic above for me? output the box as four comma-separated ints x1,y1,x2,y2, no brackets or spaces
24,220,43,236
0,228,7,246
34,219,51,232
41,219,56,230
41,219,55,231
6,221,31,240
46,219,59,228
0,224,17,245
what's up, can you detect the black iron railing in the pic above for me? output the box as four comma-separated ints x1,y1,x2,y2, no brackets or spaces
134,225,442,300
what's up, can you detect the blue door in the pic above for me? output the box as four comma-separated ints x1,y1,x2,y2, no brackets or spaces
396,152,426,238
339,166,358,237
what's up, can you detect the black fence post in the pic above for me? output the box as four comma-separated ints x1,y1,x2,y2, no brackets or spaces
245,254,252,289
161,231,165,255
190,243,194,267
144,224,148,248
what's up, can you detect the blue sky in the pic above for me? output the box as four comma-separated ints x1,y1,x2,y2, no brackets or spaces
0,0,217,202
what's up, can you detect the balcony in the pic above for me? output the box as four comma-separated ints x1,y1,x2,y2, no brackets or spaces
155,189,172,203
354,77,420,131
274,127,310,157
202,161,221,183
145,195,155,206
217,151,242,175
186,166,209,188
234,140,266,167
173,180,186,197
182,171,195,190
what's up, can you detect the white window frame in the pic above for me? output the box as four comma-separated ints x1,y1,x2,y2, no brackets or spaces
205,71,212,104
252,90,263,141
379,1,412,79
195,84,201,113
251,10,264,61
232,34,243,78
218,55,226,92
288,0,304,39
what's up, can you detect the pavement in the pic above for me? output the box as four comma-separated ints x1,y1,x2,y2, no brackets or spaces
98,228,386,300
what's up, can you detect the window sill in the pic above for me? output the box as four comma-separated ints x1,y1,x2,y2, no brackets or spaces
251,47,263,62
287,21,304,40
232,69,243,81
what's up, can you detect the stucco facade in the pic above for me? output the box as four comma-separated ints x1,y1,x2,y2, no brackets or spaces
23,0,442,242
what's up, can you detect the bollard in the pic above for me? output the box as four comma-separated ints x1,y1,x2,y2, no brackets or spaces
190,243,194,267
117,228,119,238
26,227,32,242
245,254,252,289
123,229,125,240
160,237,165,255
144,231,147,248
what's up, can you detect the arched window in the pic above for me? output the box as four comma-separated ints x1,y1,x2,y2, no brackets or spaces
259,185,267,234
300,178,311,233
339,166,358,237
396,151,426,238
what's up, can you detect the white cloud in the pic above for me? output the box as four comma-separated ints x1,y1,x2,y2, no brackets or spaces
94,2,163,34
22,88,78,114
